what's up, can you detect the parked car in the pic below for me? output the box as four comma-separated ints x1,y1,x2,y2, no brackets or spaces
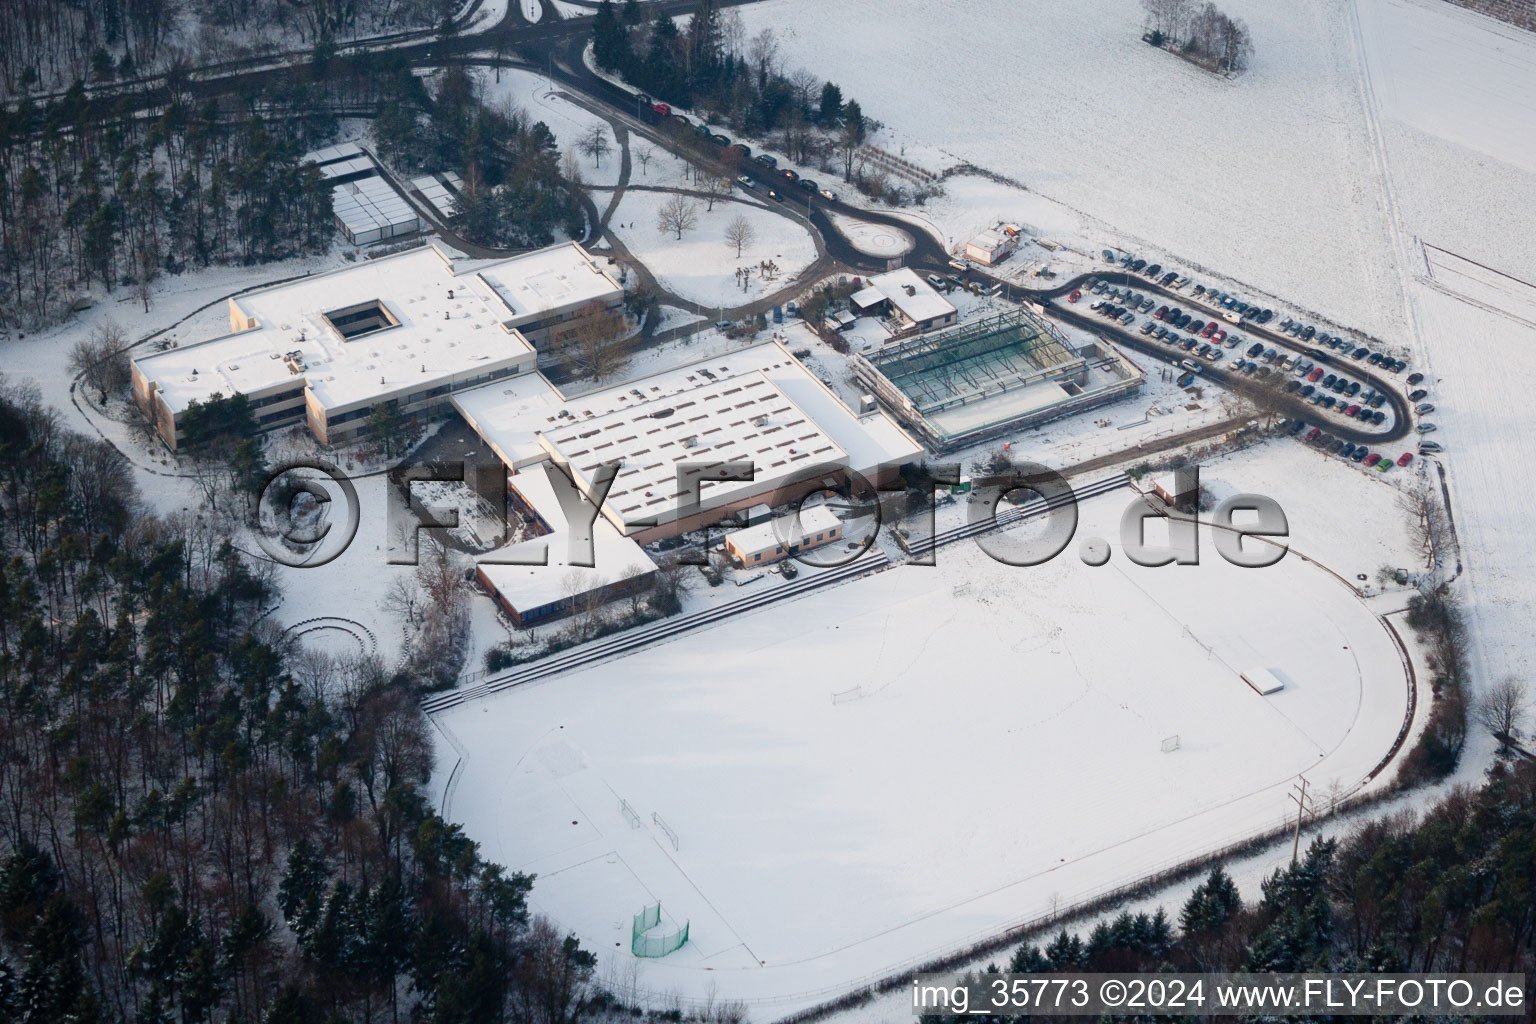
819,189,839,202
1407,372,1425,386
754,153,778,168
1409,389,1428,402
1419,440,1443,453
1416,403,1435,415
1417,422,1438,434
1364,453,1382,467
798,178,818,191
1397,453,1414,467
736,174,756,188
652,102,672,115
1146,263,1162,277
1068,290,1082,303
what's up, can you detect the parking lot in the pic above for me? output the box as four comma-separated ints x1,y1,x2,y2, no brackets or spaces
1039,255,1437,465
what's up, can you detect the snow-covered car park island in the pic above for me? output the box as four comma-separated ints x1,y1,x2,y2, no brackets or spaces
2,1,1534,1021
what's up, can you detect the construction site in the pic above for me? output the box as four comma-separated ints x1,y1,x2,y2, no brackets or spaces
851,309,1146,450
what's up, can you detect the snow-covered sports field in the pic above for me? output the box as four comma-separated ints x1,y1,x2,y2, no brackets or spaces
433,487,1411,1009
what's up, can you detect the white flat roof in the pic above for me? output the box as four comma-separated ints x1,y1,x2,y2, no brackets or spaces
134,245,535,414
452,340,924,497
542,370,847,529
333,176,418,234
479,460,655,613
725,504,841,555
866,267,955,324
304,142,365,166
475,242,623,324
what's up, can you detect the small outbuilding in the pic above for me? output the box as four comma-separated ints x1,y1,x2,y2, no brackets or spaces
724,505,843,566
1151,472,1199,512
964,223,1023,266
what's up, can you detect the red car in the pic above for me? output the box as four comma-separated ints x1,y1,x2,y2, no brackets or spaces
1155,305,1169,320
1397,452,1414,466
1364,453,1382,467
1201,323,1218,338
1308,368,1325,382
1306,428,1321,442
1068,290,1081,303
1345,404,1360,417
652,102,672,115
1210,328,1226,344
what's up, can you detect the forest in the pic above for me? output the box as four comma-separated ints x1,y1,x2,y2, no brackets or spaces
0,378,604,1023
989,756,1536,992
591,0,881,191
0,0,457,97
0,74,338,331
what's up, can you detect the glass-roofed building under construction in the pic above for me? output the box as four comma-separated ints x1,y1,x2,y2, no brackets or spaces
852,309,1145,451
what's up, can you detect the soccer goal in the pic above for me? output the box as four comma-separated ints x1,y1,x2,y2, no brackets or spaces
631,901,690,957
831,685,864,705
652,812,679,850
1161,734,1181,753
618,798,642,829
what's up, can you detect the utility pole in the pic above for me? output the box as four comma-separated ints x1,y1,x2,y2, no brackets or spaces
1288,776,1311,865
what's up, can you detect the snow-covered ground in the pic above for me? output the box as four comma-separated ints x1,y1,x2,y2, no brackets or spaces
606,190,819,308
1347,0,1536,751
737,0,1407,341
432,475,1418,1011
472,67,626,187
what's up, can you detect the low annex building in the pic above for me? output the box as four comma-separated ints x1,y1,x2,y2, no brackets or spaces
476,460,657,627
850,268,957,332
130,242,621,450
964,222,1023,266
724,505,843,566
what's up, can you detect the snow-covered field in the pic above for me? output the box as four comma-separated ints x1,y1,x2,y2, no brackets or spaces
738,0,1406,341
433,480,1415,1010
606,190,819,308
1347,0,1536,739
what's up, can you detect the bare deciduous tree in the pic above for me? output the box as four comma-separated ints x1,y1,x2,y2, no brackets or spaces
1474,677,1529,749
747,27,780,82
701,174,729,211
656,193,700,240
634,143,655,175
724,213,755,257
68,318,132,401
561,148,584,189
561,570,609,644
567,299,631,381
576,123,612,169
